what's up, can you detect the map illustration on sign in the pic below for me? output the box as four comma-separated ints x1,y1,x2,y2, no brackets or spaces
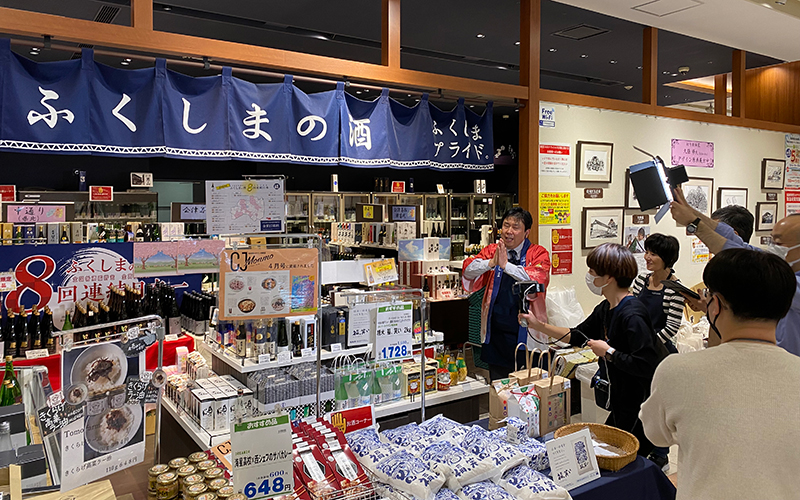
231,196,265,223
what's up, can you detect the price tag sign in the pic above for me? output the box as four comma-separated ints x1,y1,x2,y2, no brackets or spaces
164,334,180,342
37,403,84,437
25,348,50,360
276,351,292,364
347,303,378,348
363,258,399,286
232,414,294,499
258,354,272,364
125,379,148,405
0,272,16,293
300,348,314,359
374,302,413,361
330,343,342,353
545,427,600,490
121,330,157,356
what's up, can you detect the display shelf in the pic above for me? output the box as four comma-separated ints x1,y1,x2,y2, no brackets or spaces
451,217,467,221
162,396,230,449
207,341,374,373
373,376,488,419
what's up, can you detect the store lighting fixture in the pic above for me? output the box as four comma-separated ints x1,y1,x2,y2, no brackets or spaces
476,33,485,38
580,54,588,58
355,90,362,94
163,5,172,11
662,71,670,74
121,59,130,66
549,48,557,52
515,41,520,46
609,60,617,64
497,65,507,70
469,105,474,108
671,73,678,77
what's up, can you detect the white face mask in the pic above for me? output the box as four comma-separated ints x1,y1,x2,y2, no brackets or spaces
585,272,609,296
766,242,800,266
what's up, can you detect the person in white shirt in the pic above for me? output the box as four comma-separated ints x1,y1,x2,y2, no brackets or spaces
640,248,800,500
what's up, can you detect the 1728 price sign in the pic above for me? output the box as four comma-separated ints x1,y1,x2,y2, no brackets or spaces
374,302,413,361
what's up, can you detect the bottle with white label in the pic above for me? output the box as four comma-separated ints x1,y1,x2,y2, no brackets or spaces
253,319,268,359
235,321,247,357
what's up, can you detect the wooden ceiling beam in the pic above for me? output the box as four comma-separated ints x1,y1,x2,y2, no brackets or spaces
381,0,401,68
642,27,658,107
732,49,747,118
0,6,527,100
131,0,152,31
714,73,727,115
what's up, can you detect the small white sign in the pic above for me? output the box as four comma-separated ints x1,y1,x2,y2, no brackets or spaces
545,428,601,490
231,414,293,499
277,351,292,364
258,354,272,364
330,343,342,353
0,272,17,293
300,348,314,359
436,184,445,194
348,303,378,348
539,105,556,128
131,172,154,187
25,349,50,360
164,333,180,342
374,302,413,361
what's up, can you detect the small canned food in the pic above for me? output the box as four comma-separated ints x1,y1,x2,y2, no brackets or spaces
195,493,218,500
203,467,225,481
183,474,205,495
156,472,179,500
216,486,235,498
188,452,208,463
185,482,208,499
178,464,197,477
208,478,229,491
148,464,170,491
229,494,246,500
196,460,217,472
169,457,189,470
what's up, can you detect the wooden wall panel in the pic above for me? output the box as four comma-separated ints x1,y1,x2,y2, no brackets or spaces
746,61,800,126
732,49,746,118
519,0,540,241
642,27,658,106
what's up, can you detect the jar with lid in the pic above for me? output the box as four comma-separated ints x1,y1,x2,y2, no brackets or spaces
208,478,229,491
185,482,208,500
196,459,217,472
168,457,189,470
156,472,179,500
183,474,205,496
195,493,218,500
188,451,208,463
228,494,246,500
177,465,198,488
216,485,235,499
203,467,225,482
148,464,169,492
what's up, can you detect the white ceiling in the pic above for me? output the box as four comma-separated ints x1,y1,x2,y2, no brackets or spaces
557,0,800,62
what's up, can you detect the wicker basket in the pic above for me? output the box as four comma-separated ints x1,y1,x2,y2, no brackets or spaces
553,422,639,471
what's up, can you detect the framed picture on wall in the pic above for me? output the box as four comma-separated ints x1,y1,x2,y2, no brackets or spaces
582,207,624,249
576,141,614,183
625,170,640,210
717,187,748,209
756,202,779,231
682,177,714,216
761,158,786,190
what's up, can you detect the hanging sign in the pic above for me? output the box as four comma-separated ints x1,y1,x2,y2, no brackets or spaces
6,204,66,223
232,414,294,500
374,302,413,361
329,405,375,434
545,427,601,490
363,258,399,286
219,247,318,320
89,186,114,202
205,179,285,234
538,192,571,225
583,188,603,199
671,139,714,168
0,185,15,202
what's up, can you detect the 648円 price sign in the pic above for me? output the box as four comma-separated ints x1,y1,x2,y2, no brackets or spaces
232,414,293,499
374,302,413,361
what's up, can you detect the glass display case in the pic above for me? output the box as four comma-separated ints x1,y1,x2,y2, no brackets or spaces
450,195,471,242
471,195,493,229
311,192,340,235
494,194,514,223
285,192,310,233
371,194,397,221
423,194,448,236
20,190,157,223
341,193,370,222
397,194,423,207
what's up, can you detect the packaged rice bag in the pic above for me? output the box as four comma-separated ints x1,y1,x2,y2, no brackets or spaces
419,414,464,437
418,441,497,491
355,441,399,471
504,416,529,444
460,426,528,474
489,428,549,471
375,450,446,500
381,423,437,455
435,488,461,500
457,481,517,500
499,465,571,500
346,427,382,448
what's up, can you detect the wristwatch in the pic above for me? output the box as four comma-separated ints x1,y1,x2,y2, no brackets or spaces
605,347,616,361
686,217,701,234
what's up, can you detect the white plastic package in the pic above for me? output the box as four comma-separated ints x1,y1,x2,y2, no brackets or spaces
460,426,528,474
375,450,446,500
419,414,465,437
382,423,437,455
489,427,550,471
457,481,516,500
435,488,461,500
498,465,572,500
418,441,497,491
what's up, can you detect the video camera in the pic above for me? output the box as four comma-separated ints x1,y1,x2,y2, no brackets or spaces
512,280,546,327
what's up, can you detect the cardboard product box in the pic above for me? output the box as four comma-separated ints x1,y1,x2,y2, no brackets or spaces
488,377,519,424
70,221,83,244
532,376,571,436
400,361,437,397
438,238,452,260
298,315,317,350
2,223,13,245
85,222,99,243
205,386,229,432
398,238,424,261
353,223,363,244
17,444,48,489
422,260,449,275
0,405,28,450
396,221,416,241
192,388,214,430
423,237,440,261
320,306,348,348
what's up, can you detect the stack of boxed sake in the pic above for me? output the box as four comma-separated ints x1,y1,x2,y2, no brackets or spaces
397,237,458,299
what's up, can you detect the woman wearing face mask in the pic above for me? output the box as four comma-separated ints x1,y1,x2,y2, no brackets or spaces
519,243,664,456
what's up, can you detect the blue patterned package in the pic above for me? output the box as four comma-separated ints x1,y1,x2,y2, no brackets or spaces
435,488,461,500
499,465,571,500
488,428,549,471
460,426,528,474
346,427,382,450
375,450,446,500
381,423,437,455
505,416,529,443
418,441,497,491
419,414,464,437
354,440,399,472
457,481,516,500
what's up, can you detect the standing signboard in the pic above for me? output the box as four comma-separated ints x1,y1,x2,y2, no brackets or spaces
232,414,293,500
374,303,413,361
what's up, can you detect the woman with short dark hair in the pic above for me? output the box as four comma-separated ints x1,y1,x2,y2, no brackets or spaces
519,243,663,456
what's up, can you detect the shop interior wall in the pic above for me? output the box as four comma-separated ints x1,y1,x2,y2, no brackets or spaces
538,101,787,316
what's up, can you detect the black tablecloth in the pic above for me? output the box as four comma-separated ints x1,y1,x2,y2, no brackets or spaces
468,419,676,500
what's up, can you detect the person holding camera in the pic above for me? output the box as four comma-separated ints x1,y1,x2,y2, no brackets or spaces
641,249,800,499
462,208,551,381
518,243,663,456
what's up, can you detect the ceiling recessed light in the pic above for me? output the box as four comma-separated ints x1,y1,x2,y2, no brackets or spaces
356,91,362,94
121,60,130,66
549,48,557,52
624,85,633,91
580,54,588,58
662,71,670,75
407,94,412,97
609,60,618,64
469,105,474,108
514,108,519,112
415,98,420,102
514,41,520,46
637,65,643,70
30,47,40,52
163,5,171,11
497,65,507,70
671,73,678,77
708,61,713,64
476,33,485,38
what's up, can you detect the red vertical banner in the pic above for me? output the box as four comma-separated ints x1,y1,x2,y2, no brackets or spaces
551,228,573,275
